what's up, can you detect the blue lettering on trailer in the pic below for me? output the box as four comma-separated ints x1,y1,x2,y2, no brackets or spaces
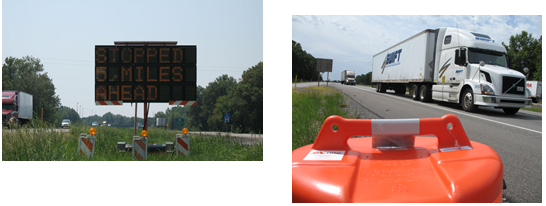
381,49,402,74
475,37,495,43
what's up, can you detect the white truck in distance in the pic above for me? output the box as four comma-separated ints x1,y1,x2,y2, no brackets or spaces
372,27,532,114
341,70,356,85
526,81,542,103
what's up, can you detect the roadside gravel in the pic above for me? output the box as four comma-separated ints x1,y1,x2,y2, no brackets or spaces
341,92,383,120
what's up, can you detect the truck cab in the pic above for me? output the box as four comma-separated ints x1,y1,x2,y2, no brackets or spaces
431,27,532,114
3,91,19,126
341,70,356,85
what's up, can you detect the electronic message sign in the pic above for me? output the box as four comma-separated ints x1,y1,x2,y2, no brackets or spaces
95,42,196,104
316,58,333,72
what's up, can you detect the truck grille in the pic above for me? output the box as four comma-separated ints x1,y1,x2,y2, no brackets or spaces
502,76,525,95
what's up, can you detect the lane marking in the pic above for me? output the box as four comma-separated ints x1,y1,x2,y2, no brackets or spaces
345,85,542,134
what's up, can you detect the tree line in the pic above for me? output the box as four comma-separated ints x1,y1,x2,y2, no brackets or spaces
502,31,542,81
293,40,321,82
154,62,263,133
3,56,60,123
185,62,263,133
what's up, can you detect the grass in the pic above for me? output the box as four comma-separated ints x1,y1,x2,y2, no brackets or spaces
2,123,262,161
292,86,357,150
521,104,542,113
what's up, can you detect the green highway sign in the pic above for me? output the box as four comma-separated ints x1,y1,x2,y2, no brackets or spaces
175,117,185,127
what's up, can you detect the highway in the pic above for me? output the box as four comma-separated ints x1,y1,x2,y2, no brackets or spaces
293,82,541,203
2,128,70,133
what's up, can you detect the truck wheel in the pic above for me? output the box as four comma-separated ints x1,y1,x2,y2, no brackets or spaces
379,83,387,93
461,88,478,112
502,108,519,115
419,85,432,102
412,84,420,100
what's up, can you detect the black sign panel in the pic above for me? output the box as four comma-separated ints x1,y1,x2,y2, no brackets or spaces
95,45,196,103
316,58,333,72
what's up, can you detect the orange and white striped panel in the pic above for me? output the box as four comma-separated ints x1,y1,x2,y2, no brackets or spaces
95,100,123,105
176,134,190,156
133,136,148,160
78,134,96,157
169,101,196,106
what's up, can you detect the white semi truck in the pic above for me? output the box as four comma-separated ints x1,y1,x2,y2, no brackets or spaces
372,27,532,114
2,91,33,127
341,70,355,85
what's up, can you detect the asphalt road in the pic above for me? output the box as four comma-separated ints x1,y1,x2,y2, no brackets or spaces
293,82,541,203
2,128,70,133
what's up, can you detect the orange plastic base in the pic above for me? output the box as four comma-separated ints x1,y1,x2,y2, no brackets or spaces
292,115,503,203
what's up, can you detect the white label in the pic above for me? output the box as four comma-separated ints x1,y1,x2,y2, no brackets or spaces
303,150,345,161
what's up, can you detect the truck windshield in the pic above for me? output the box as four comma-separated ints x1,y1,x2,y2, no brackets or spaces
468,48,508,67
2,104,14,110
347,75,355,78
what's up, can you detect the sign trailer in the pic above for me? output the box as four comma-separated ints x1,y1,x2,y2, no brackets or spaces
95,41,196,159
316,58,333,87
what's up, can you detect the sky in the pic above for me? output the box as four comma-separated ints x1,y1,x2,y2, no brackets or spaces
2,0,263,118
292,15,542,82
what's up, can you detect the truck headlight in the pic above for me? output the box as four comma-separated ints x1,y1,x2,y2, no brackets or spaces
481,84,495,95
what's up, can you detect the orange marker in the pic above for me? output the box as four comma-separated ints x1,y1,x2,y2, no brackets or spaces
292,114,503,203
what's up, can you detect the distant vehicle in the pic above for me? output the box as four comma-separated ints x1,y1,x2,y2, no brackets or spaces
2,91,33,127
137,122,144,128
526,81,542,103
341,70,355,85
92,122,98,127
108,124,111,127
156,117,166,127
102,121,107,126
372,27,531,114
61,119,71,128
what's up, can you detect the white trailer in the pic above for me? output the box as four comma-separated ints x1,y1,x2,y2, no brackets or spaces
372,28,532,114
17,91,33,120
526,81,542,103
156,117,166,127
341,70,355,85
